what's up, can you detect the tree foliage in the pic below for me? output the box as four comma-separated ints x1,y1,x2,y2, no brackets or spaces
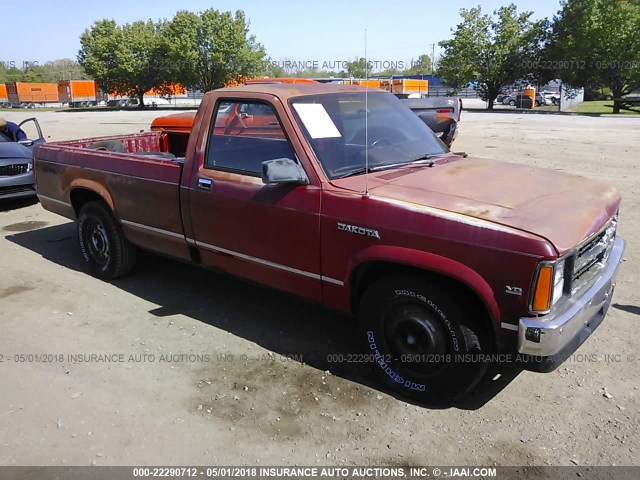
79,19,169,107
548,0,640,113
77,9,265,106
346,57,373,78
0,58,90,83
438,4,547,108
164,9,266,92
404,54,433,75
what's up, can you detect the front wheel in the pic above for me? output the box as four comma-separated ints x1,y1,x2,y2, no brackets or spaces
77,201,136,279
357,275,491,403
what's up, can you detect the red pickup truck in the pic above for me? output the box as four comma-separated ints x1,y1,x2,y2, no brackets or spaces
34,83,625,402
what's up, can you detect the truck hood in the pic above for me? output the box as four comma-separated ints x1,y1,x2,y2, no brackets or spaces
343,157,620,254
0,142,32,160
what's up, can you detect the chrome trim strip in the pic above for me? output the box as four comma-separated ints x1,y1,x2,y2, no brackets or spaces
196,240,344,286
120,220,186,240
322,276,345,286
37,194,72,208
501,322,519,332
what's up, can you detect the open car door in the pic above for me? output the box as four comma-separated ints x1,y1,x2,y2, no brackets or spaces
17,117,46,148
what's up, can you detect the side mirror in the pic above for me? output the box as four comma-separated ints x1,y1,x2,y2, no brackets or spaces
262,158,309,185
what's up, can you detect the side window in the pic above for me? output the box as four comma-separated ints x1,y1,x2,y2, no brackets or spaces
206,100,296,176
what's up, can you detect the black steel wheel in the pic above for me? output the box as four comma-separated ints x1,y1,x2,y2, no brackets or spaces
357,274,491,403
77,201,136,279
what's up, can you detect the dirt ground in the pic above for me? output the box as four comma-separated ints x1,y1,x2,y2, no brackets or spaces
0,109,638,467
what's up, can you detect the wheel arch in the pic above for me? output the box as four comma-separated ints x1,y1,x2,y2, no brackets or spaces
348,247,500,342
69,182,115,215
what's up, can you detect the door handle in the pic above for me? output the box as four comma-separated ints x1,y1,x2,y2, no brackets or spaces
197,178,213,191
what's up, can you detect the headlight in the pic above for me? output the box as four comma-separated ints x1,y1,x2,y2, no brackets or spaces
530,259,565,314
27,162,33,172
552,259,565,305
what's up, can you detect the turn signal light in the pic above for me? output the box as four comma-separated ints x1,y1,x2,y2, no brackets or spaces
532,265,553,312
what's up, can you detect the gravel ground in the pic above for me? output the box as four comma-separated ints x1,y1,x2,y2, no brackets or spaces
0,109,638,467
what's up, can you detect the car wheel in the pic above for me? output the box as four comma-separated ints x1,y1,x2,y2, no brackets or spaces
77,201,136,279
357,274,491,403
509,100,516,106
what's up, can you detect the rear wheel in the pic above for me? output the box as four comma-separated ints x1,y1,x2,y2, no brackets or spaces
509,100,516,106
77,201,136,279
357,274,491,403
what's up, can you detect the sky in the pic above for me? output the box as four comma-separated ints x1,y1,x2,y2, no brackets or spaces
3,0,564,70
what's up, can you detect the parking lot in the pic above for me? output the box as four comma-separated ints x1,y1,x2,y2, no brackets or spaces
0,109,638,466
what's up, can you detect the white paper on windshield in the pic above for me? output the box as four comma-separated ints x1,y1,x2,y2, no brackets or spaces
292,103,342,139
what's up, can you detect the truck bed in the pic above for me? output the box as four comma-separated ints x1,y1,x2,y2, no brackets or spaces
400,97,462,146
34,131,191,260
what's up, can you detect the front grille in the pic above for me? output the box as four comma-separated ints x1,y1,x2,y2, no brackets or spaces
0,164,28,176
0,185,35,196
570,215,617,295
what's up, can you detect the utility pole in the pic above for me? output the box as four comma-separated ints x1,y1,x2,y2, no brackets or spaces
431,43,435,75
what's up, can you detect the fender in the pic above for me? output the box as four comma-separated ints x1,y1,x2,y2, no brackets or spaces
347,245,500,326
70,179,115,212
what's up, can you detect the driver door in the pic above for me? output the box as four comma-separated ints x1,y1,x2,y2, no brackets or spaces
188,99,323,301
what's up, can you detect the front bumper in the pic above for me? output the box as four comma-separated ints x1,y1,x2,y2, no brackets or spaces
0,171,36,200
517,237,625,372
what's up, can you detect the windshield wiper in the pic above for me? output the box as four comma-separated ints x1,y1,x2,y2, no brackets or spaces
336,166,372,179
367,154,440,173
406,153,443,165
335,153,443,179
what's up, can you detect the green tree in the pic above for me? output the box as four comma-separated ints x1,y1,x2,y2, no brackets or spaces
41,59,92,81
79,19,170,108
165,9,266,91
403,54,433,75
438,4,547,109
78,20,126,97
262,57,287,78
346,57,373,78
548,0,640,113
20,63,47,82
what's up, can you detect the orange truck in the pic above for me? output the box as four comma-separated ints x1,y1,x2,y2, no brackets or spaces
7,82,59,104
0,84,8,108
58,80,98,107
338,78,428,95
390,78,429,96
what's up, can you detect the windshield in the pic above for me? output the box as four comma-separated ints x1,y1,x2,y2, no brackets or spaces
289,91,448,180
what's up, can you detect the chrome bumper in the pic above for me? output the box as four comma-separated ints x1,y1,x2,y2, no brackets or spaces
517,237,625,361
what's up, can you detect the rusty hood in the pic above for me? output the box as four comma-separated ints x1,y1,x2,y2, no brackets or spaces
348,157,621,255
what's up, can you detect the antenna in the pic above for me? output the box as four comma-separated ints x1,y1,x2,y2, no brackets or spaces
364,28,369,197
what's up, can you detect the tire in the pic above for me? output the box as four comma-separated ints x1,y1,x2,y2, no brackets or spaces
357,274,490,403
87,140,126,152
509,100,516,106
77,201,136,279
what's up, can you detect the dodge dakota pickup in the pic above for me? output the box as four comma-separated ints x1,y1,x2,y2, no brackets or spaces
34,83,625,402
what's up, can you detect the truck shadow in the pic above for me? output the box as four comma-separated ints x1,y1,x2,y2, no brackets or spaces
0,197,39,212
7,222,523,410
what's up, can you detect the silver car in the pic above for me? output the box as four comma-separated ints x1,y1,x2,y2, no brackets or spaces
0,118,45,200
